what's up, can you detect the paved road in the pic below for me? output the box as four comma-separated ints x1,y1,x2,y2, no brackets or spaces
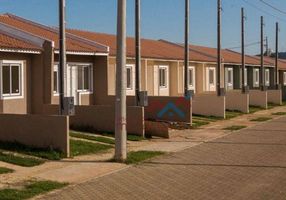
41,117,286,200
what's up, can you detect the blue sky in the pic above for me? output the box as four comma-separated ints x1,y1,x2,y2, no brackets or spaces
0,0,286,55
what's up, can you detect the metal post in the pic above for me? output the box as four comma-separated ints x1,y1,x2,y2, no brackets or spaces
217,0,222,96
135,0,141,106
275,22,279,87
115,0,127,162
241,7,246,92
184,0,190,97
260,16,265,90
59,0,66,115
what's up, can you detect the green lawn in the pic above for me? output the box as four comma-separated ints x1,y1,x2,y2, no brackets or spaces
223,125,247,131
191,120,210,128
0,152,44,167
249,106,265,114
0,141,63,161
192,115,222,122
0,167,14,174
272,112,286,116
250,117,272,122
225,110,243,119
70,139,113,157
0,181,67,200
268,103,280,109
70,131,115,145
100,132,145,141
125,151,165,165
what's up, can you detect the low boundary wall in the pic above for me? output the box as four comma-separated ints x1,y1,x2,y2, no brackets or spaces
70,105,145,136
192,93,225,118
0,114,69,156
226,90,249,113
249,90,268,109
268,89,282,105
145,96,192,123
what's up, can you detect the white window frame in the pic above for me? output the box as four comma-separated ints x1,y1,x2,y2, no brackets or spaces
159,66,168,88
76,64,93,94
283,72,286,86
188,66,196,90
253,68,260,87
126,64,134,90
226,68,233,85
244,68,248,86
208,68,215,85
53,64,59,96
265,68,270,86
0,60,24,100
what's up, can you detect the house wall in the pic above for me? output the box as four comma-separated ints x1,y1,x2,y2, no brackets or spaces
0,52,34,114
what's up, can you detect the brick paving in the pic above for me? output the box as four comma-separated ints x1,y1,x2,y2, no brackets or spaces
39,116,286,200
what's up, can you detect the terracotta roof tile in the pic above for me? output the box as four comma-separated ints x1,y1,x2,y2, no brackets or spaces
0,32,41,51
68,29,216,62
0,14,108,53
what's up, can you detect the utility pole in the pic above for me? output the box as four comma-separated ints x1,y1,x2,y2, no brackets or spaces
265,36,269,56
184,0,189,97
59,0,66,115
275,22,279,88
115,0,127,162
241,7,246,93
260,16,265,90
217,0,222,96
135,0,141,106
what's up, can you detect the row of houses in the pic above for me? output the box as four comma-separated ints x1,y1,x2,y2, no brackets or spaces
0,13,285,156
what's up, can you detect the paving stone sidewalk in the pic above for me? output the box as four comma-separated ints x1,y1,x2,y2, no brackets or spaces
38,115,286,200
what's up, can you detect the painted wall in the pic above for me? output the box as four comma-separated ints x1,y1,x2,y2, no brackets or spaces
225,90,249,113
249,90,268,108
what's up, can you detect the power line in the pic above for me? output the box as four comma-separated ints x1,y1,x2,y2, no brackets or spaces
227,39,267,50
241,0,286,24
259,0,286,15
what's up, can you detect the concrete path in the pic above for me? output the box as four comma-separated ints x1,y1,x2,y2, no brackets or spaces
38,116,286,200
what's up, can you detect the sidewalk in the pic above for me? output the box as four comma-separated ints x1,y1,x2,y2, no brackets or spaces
38,114,286,200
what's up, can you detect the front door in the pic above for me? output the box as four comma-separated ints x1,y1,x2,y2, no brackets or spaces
206,67,216,91
67,65,79,105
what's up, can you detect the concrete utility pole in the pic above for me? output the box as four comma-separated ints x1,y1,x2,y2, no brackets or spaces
241,7,246,92
217,0,222,96
135,0,141,106
260,16,265,90
115,0,127,162
184,0,190,97
275,22,279,88
59,0,66,115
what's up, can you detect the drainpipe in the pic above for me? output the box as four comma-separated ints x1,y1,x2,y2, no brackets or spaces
115,0,127,162
184,0,190,97
135,0,141,106
59,0,66,115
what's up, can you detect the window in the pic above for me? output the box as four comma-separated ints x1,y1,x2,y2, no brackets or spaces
265,69,270,86
126,65,133,90
188,67,194,87
244,68,248,86
159,67,167,88
227,69,232,84
53,65,59,94
78,65,91,91
284,72,286,86
209,69,215,85
1,62,22,98
254,68,260,87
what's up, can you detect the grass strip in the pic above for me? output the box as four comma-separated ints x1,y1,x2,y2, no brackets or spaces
0,141,63,160
272,112,286,116
191,120,210,128
250,117,272,122
70,139,113,157
70,131,115,145
249,106,265,114
192,115,222,122
0,152,44,167
0,180,67,200
125,151,165,165
223,125,247,131
225,110,243,119
0,167,14,174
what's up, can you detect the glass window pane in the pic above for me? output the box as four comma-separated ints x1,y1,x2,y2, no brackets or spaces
11,65,20,94
188,69,193,86
209,70,214,84
53,71,58,93
2,65,10,94
159,68,166,87
78,67,83,90
228,70,232,83
126,67,132,89
83,67,90,90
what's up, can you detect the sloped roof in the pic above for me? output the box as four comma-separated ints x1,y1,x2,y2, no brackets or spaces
0,13,108,54
0,32,41,52
68,29,217,62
